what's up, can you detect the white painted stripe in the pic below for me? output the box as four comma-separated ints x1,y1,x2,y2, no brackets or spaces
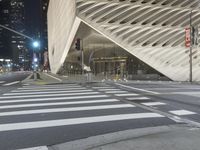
3,81,20,86
0,99,119,109
0,81,5,84
12,87,86,93
4,89,93,95
93,87,111,89
0,113,164,132
19,146,48,150
18,86,82,90
0,92,99,99
0,95,109,104
115,93,139,97
106,91,128,94
126,97,150,100
0,104,134,117
44,73,62,82
115,83,159,95
142,102,166,106
169,110,197,116
98,89,120,91
22,84,78,88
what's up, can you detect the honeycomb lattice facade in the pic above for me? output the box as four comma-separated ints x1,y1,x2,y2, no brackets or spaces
48,0,200,81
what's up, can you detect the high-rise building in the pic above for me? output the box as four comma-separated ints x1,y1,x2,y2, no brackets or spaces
0,0,29,69
0,0,12,58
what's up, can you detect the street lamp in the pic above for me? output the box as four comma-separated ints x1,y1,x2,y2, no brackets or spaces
32,40,40,80
33,41,40,48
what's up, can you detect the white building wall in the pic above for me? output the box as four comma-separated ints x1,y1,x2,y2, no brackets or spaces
48,0,80,73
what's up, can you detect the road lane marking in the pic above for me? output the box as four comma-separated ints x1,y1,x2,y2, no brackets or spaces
0,104,135,117
169,110,197,116
141,102,166,106
126,97,150,100
4,89,93,95
106,91,128,94
115,83,159,95
44,73,62,82
19,146,48,150
0,95,109,104
0,99,119,109
3,81,20,86
115,93,139,97
0,113,164,132
93,87,111,89
98,89,120,91
0,81,5,84
18,86,82,90
22,84,78,88
0,92,99,99
11,87,87,92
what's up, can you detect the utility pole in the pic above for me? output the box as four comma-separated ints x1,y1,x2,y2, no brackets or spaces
189,10,193,83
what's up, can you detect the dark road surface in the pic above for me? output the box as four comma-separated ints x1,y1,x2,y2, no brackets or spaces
0,79,200,150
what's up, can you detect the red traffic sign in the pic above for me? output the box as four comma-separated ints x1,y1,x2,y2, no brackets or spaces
185,28,191,48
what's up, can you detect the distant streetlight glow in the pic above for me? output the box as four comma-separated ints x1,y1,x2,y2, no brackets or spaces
34,58,38,63
33,41,40,48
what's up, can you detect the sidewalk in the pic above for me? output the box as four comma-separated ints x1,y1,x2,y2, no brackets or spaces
49,125,200,150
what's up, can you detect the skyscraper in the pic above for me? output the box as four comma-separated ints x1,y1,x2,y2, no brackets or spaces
0,0,29,69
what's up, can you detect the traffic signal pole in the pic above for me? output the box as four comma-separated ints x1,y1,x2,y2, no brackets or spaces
81,39,84,75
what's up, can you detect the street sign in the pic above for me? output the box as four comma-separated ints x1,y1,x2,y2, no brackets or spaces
185,28,191,48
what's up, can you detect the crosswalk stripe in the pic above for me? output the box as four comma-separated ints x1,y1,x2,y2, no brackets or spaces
0,81,5,84
22,84,78,88
141,102,166,106
18,86,82,90
126,97,150,100
93,87,111,89
4,89,93,96
0,104,135,117
11,87,86,92
3,81,20,86
0,95,109,104
106,91,128,94
115,93,139,97
98,89,120,91
0,99,119,109
0,92,99,99
0,113,164,132
169,110,197,116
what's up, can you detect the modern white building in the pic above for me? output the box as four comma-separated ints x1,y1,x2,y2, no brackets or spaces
48,0,200,81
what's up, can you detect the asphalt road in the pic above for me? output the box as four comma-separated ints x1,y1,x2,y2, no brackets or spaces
0,71,31,94
0,80,200,149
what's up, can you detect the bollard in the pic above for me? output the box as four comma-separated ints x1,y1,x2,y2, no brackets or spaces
33,71,37,81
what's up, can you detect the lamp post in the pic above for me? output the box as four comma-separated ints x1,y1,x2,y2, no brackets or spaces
32,40,40,80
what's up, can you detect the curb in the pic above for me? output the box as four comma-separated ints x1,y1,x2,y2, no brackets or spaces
49,125,179,150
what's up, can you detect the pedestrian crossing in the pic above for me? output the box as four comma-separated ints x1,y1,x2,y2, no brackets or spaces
0,83,198,149
0,84,174,131
92,85,199,118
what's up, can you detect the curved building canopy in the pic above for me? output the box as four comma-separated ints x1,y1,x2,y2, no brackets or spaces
48,0,200,81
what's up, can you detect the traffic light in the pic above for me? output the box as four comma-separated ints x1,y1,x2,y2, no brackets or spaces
75,38,81,50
